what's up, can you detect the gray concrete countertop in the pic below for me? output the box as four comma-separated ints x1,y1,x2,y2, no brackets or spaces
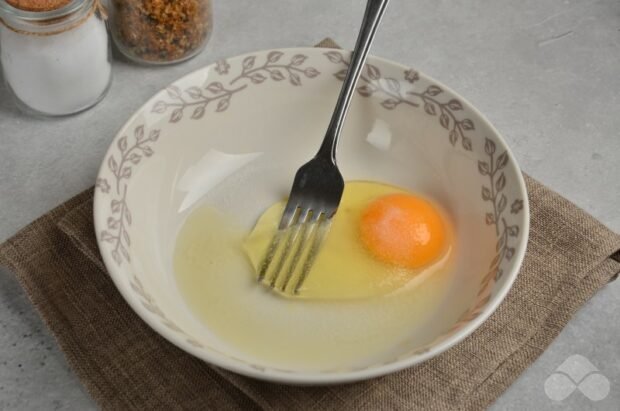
1,0,618,409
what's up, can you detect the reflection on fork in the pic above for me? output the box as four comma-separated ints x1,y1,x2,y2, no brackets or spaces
257,209,332,294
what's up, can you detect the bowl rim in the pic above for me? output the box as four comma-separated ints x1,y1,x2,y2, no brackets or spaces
94,46,530,384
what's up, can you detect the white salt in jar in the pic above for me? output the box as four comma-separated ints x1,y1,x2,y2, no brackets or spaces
0,0,111,116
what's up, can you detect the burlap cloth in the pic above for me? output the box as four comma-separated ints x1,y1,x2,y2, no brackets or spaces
1,39,619,410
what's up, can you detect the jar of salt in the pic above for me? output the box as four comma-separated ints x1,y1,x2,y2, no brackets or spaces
0,0,111,116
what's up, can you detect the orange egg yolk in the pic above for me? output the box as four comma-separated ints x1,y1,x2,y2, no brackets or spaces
360,194,447,269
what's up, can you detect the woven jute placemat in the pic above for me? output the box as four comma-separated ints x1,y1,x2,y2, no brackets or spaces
1,39,619,410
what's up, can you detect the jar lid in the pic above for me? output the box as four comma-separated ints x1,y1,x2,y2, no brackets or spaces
5,0,71,12
0,0,95,35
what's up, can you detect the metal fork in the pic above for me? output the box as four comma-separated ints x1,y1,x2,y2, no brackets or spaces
257,0,390,295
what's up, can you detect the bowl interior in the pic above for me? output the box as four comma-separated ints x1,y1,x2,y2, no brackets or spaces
94,48,528,383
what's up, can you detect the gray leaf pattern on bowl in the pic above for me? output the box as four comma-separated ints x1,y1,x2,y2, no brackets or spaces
95,178,110,194
478,137,521,287
152,83,248,123
130,274,205,349
99,125,160,265
214,59,230,75
324,51,475,151
229,52,320,86
151,52,320,124
97,50,525,372
511,199,524,214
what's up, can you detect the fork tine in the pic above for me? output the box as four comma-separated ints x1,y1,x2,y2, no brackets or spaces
293,216,331,295
268,208,310,289
280,211,321,293
278,198,300,230
257,206,300,282
257,229,284,283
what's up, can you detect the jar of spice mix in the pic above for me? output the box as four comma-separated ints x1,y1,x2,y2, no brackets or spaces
109,0,212,65
0,0,112,116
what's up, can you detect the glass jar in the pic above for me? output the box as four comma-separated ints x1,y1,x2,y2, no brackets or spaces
0,0,112,116
109,0,213,65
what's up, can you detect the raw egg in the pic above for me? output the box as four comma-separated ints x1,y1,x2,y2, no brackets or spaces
244,181,453,299
360,193,448,269
173,181,459,370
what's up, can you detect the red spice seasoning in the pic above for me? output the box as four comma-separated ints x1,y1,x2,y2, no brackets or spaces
110,0,212,64
6,0,71,12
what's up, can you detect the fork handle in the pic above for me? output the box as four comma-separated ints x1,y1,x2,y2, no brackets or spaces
317,0,390,163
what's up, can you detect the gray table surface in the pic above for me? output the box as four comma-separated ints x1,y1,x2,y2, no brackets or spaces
1,0,619,409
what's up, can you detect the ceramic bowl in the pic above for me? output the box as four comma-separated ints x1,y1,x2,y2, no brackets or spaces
94,47,529,384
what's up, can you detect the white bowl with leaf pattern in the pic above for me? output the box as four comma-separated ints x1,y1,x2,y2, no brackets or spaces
94,47,529,384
